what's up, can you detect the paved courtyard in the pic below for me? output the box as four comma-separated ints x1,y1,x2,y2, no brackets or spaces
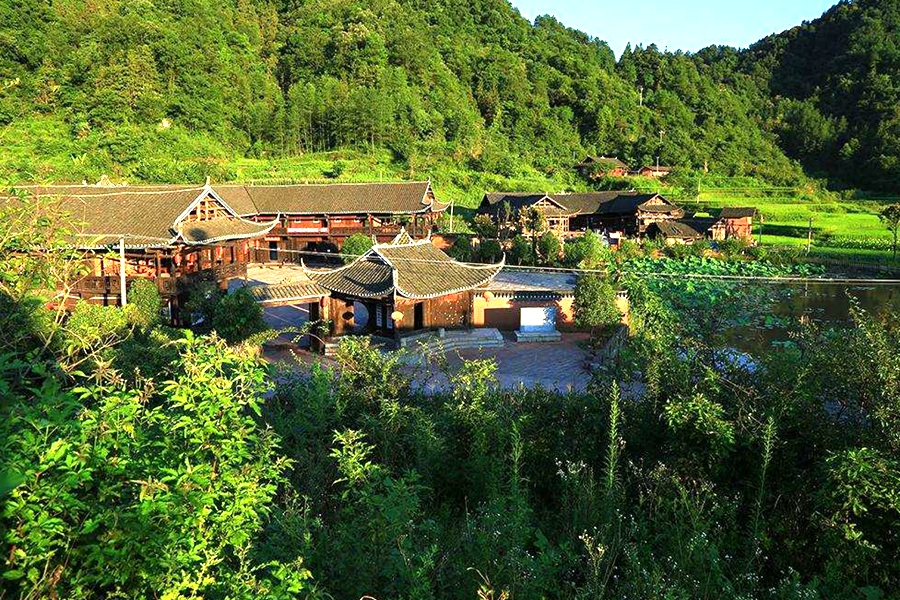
266,333,593,394
412,333,592,394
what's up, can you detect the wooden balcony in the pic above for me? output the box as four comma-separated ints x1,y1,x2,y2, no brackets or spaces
69,263,248,298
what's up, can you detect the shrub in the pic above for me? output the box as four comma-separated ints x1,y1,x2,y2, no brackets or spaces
124,278,161,328
342,233,374,263
210,288,268,344
472,214,499,240
447,236,474,261
477,239,503,263
564,230,610,269
2,334,310,598
186,284,268,344
509,235,535,266
573,275,620,330
63,300,130,363
538,231,561,265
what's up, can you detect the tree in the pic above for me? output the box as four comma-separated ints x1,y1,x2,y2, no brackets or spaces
472,214,499,240
342,233,375,263
564,231,610,269
509,234,535,266
538,231,561,266
520,207,548,259
573,274,620,330
879,204,900,260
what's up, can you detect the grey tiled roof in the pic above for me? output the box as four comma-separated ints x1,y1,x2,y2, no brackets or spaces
217,181,440,216
304,237,504,300
179,217,278,244
10,180,446,249
304,259,396,298
248,281,329,303
480,191,680,218
40,186,206,248
648,220,703,239
719,207,757,219
486,270,578,293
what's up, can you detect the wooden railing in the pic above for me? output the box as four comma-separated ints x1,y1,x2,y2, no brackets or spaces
70,263,248,298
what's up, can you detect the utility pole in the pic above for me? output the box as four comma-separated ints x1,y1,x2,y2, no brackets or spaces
639,86,644,107
449,200,455,234
806,217,813,254
657,130,665,171
119,237,128,306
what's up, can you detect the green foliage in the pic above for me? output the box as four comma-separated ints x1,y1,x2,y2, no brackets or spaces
508,235,535,266
573,274,620,330
124,278,161,328
878,204,900,258
187,284,269,344
823,447,900,588
563,230,611,269
471,214,499,240
62,300,130,365
477,239,503,263
211,288,269,344
2,334,312,598
0,0,820,188
342,233,374,262
537,231,561,266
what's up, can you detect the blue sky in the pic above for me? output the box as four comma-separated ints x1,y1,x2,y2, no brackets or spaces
511,0,837,56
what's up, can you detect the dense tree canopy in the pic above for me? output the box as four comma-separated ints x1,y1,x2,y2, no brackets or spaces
1,0,898,187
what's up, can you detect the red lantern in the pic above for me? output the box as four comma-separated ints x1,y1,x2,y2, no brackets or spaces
482,291,495,302
391,310,404,322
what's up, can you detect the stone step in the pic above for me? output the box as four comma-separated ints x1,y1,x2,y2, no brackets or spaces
513,330,562,343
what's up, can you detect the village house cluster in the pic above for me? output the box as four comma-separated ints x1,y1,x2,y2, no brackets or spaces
477,191,755,246
14,175,754,349
576,155,672,179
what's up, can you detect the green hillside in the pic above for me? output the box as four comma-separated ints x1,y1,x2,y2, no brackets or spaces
0,0,806,185
3,0,900,260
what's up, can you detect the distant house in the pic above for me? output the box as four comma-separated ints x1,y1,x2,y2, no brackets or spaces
716,207,756,240
576,156,630,178
645,220,705,245
679,208,757,242
637,165,672,178
478,191,684,237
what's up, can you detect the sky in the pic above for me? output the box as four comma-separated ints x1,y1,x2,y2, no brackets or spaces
511,0,837,56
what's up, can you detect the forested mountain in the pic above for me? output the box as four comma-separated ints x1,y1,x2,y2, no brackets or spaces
734,0,900,190
1,0,897,190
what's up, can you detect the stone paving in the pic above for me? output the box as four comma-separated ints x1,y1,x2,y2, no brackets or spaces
264,333,593,394
412,333,593,394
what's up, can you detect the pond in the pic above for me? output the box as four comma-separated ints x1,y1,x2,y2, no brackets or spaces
726,282,900,354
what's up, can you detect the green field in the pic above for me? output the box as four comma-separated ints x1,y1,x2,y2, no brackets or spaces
677,192,900,265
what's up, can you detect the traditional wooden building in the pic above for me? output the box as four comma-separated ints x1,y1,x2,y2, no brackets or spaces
674,208,757,243
302,231,504,342
576,156,630,178
18,183,279,322
716,207,756,240
215,181,448,260
645,220,706,245
477,193,577,236
478,191,683,237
